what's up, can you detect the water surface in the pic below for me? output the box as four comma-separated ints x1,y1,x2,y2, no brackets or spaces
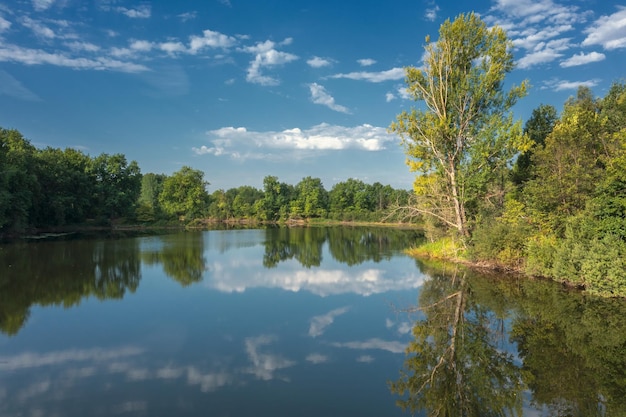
1,227,625,416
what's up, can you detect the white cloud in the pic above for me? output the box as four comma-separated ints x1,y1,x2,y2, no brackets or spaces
116,5,151,19
425,5,440,22
582,7,626,50
32,0,55,11
130,39,153,52
543,78,600,91
0,44,149,72
203,260,426,296
0,15,10,32
330,67,404,83
307,56,332,68
0,69,42,101
189,29,237,53
21,16,56,39
308,83,350,114
244,335,295,381
194,123,397,159
309,307,350,337
0,346,144,371
242,39,298,85
305,353,329,364
517,49,564,68
490,0,583,25
178,11,197,22
159,41,186,55
560,51,605,67
357,58,376,67
385,92,395,102
331,338,406,354
356,355,375,363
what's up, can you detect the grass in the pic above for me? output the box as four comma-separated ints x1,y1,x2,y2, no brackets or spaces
405,237,468,261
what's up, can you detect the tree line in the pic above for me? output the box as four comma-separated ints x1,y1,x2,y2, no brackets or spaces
0,128,411,234
393,12,626,297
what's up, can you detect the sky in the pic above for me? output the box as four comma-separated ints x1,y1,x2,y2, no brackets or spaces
0,0,625,191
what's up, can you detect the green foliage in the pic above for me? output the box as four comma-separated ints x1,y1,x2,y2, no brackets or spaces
0,128,39,231
391,270,524,416
159,166,209,220
511,104,558,186
89,153,142,221
391,12,528,238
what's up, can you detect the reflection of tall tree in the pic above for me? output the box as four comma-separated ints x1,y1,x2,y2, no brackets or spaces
142,232,206,286
262,226,423,268
263,227,325,268
390,266,523,417
327,227,422,265
0,237,141,335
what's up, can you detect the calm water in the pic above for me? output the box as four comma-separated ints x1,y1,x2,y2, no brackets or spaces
1,227,625,417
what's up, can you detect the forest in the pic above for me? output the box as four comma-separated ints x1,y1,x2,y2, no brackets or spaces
0,127,411,234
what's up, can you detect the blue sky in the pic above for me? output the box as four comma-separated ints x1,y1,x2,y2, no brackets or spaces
0,0,624,191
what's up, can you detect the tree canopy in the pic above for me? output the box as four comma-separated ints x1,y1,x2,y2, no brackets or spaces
391,12,528,238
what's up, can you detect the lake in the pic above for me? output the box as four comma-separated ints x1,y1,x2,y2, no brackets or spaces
1,227,625,416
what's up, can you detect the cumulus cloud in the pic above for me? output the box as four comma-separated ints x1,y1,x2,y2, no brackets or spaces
486,0,592,69
307,56,332,68
193,123,396,159
357,58,376,66
32,0,55,11
241,39,298,85
543,78,600,91
582,7,626,50
515,38,572,68
308,83,350,113
116,5,151,19
309,307,350,337
560,51,605,67
189,29,237,53
203,261,426,296
329,67,404,82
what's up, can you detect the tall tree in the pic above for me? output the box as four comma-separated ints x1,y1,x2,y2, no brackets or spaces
0,128,39,231
89,153,142,220
390,13,528,238
511,104,558,186
291,176,328,218
159,166,209,220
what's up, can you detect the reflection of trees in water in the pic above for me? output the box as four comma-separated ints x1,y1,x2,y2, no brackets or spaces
142,232,206,286
263,226,423,268
393,261,626,417
263,227,326,268
391,266,523,417
0,237,141,336
506,281,626,416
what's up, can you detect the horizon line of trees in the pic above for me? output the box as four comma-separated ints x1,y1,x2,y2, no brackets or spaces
0,128,412,234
